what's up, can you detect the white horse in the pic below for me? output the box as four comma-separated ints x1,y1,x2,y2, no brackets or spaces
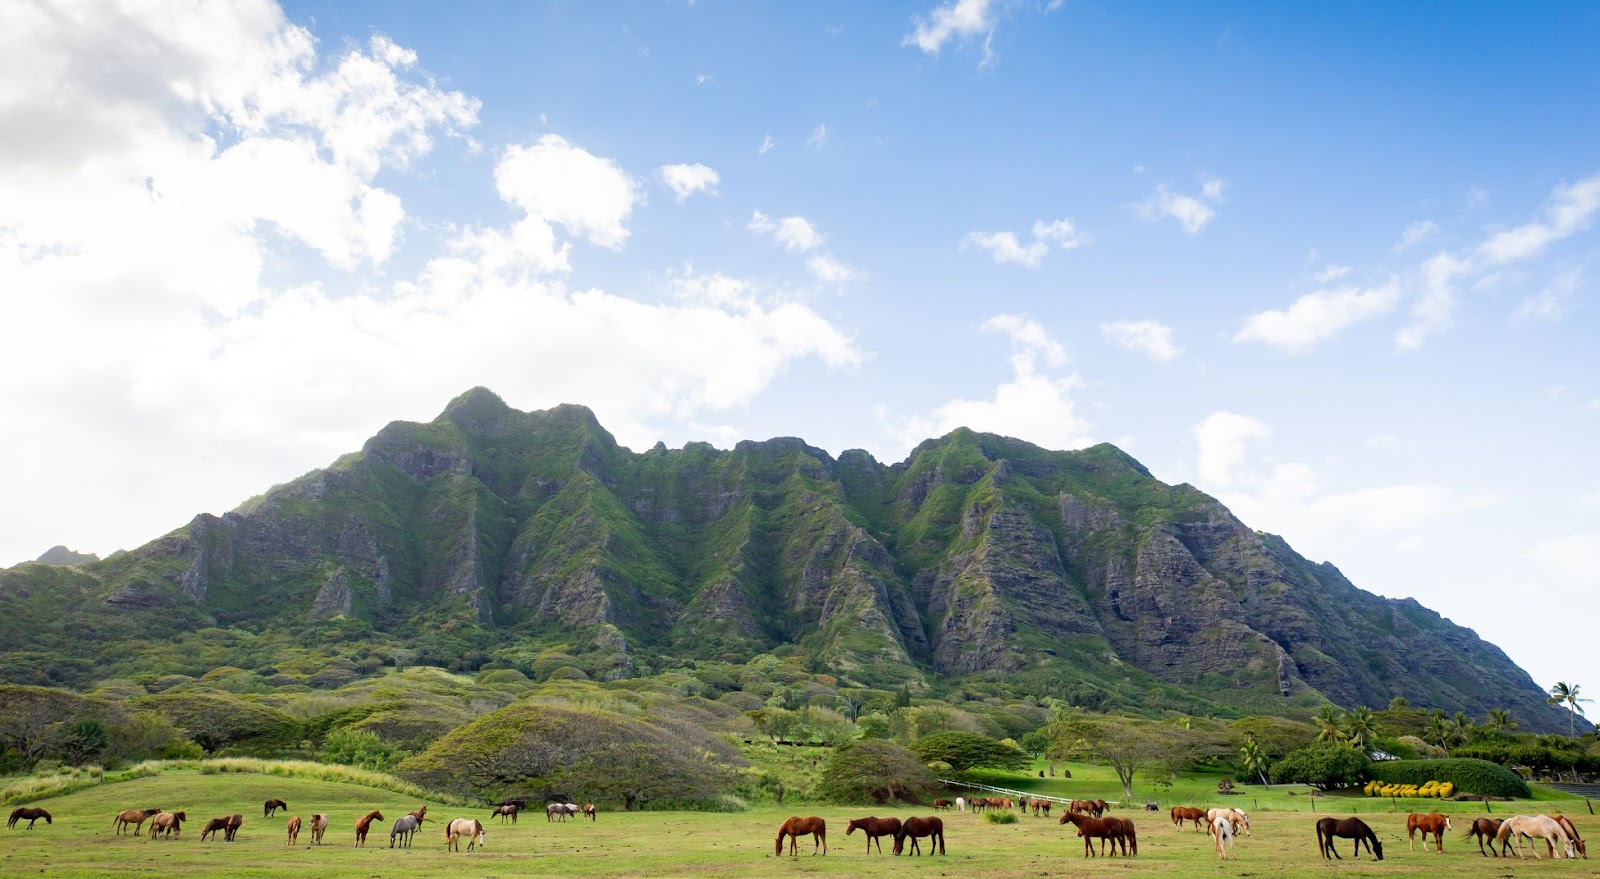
955,797,965,813
1206,807,1250,836
546,802,579,822
1210,815,1236,860
1496,814,1575,860
446,817,486,852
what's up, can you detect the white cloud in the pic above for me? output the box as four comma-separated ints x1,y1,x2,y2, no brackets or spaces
808,122,827,150
903,0,997,55
886,314,1090,452
1314,264,1352,282
659,162,720,201
759,134,774,155
749,210,824,252
1233,281,1402,353
806,254,860,283
1514,268,1581,323
1134,179,1225,234
1396,219,1439,251
495,135,640,249
963,217,1084,267
1398,173,1600,348
695,73,710,85
1099,320,1182,362
1193,412,1273,489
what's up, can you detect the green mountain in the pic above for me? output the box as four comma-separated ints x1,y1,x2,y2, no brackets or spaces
0,388,1571,730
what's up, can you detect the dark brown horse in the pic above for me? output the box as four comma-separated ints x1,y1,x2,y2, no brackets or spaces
1112,817,1138,855
1551,815,1588,859
355,810,384,845
7,808,51,829
1316,816,1383,860
263,799,287,818
894,816,944,856
1061,811,1127,857
1464,817,1508,857
199,817,230,841
775,816,827,856
846,816,902,854
932,799,952,811
1171,806,1206,831
1068,799,1107,817
490,804,518,823
1407,812,1451,852
224,814,242,842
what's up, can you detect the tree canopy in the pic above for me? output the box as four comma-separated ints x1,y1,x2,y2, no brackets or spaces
816,739,938,804
910,731,1029,772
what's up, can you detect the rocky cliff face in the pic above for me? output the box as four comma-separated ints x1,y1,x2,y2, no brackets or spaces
0,388,1572,729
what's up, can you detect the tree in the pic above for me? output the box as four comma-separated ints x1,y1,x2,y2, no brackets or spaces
1387,696,1411,710
1239,736,1271,789
1270,743,1369,790
1548,682,1592,738
1019,728,1051,759
910,731,1029,772
55,718,108,765
0,685,93,766
817,740,938,804
1343,706,1377,751
135,692,298,752
1486,708,1517,733
1313,705,1346,744
1047,713,1224,799
1424,711,1458,756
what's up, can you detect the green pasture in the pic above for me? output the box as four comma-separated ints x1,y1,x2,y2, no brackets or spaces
2,763,1597,879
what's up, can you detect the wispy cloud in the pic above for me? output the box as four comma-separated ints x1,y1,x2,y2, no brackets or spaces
903,0,999,67
659,163,719,201
962,217,1085,267
1100,320,1182,362
1395,219,1439,252
807,123,827,150
758,134,774,155
749,210,857,283
1234,282,1402,353
1134,178,1226,234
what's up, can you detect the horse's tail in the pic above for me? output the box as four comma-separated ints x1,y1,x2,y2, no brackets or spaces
1128,824,1138,856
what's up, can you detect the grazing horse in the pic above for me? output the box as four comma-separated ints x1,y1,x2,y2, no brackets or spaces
286,815,302,846
390,814,424,848
1464,817,1507,857
1211,814,1236,860
955,796,965,812
1171,806,1206,831
200,817,230,841
775,816,827,857
582,803,597,821
546,802,579,822
1551,815,1587,859
490,804,518,824
1033,799,1053,817
1207,807,1249,836
1060,811,1127,857
113,808,162,836
7,808,51,829
1316,816,1383,861
355,810,383,846
894,816,945,856
445,818,486,852
224,814,242,842
1496,814,1575,859
1069,799,1106,818
149,811,186,839
1407,812,1451,852
263,799,287,818
308,814,328,846
932,799,952,811
846,816,901,854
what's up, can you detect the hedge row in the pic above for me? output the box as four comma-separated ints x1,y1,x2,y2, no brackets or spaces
1366,758,1530,798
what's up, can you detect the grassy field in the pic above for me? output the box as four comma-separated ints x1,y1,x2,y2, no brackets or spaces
2,763,1596,879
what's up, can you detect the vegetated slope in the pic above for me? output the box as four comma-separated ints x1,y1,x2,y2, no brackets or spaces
0,388,1568,729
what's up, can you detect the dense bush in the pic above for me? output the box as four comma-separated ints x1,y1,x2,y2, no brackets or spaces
1365,758,1530,798
1270,743,1369,789
815,740,937,804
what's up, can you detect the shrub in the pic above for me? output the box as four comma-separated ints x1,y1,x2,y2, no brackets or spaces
985,810,1019,824
1365,758,1529,798
1270,743,1369,789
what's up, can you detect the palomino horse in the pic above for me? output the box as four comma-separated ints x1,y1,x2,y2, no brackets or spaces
7,808,51,829
149,811,187,839
1315,816,1383,860
894,816,945,856
1060,811,1128,857
1171,806,1206,831
390,814,424,848
445,818,486,852
775,816,827,856
1551,815,1587,859
263,799,287,818
1496,814,1576,859
355,810,384,846
112,808,162,835
308,814,329,845
846,816,901,854
286,816,301,846
1407,812,1451,852
1211,814,1236,860
1464,817,1507,857
490,804,518,824
1207,807,1249,836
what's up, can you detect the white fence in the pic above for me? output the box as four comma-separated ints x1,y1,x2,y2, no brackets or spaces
936,778,1125,807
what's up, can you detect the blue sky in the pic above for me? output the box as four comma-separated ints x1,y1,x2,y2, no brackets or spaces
2,0,1597,719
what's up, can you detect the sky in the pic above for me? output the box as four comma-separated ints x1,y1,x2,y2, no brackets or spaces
2,0,1598,719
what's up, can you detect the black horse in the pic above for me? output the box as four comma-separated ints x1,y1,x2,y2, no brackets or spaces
1316,816,1384,860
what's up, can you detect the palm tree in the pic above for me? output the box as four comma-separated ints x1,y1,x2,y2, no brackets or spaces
1343,706,1377,751
1485,708,1517,732
1387,696,1411,711
1450,711,1474,746
1239,736,1270,789
1548,682,1592,738
1313,705,1346,743
1425,711,1454,756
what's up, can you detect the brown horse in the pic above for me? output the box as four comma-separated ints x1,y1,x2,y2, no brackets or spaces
1407,812,1451,852
286,815,302,846
932,799,952,811
1551,815,1587,859
263,799,287,818
199,817,230,841
309,813,329,845
490,804,518,824
1061,811,1127,857
1464,817,1508,857
112,808,162,836
224,814,242,842
355,810,384,845
1034,799,1053,817
149,811,186,839
582,803,597,821
7,808,51,829
846,816,901,854
1316,816,1383,860
894,816,945,856
775,816,827,856
1069,799,1107,817
1171,806,1206,831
